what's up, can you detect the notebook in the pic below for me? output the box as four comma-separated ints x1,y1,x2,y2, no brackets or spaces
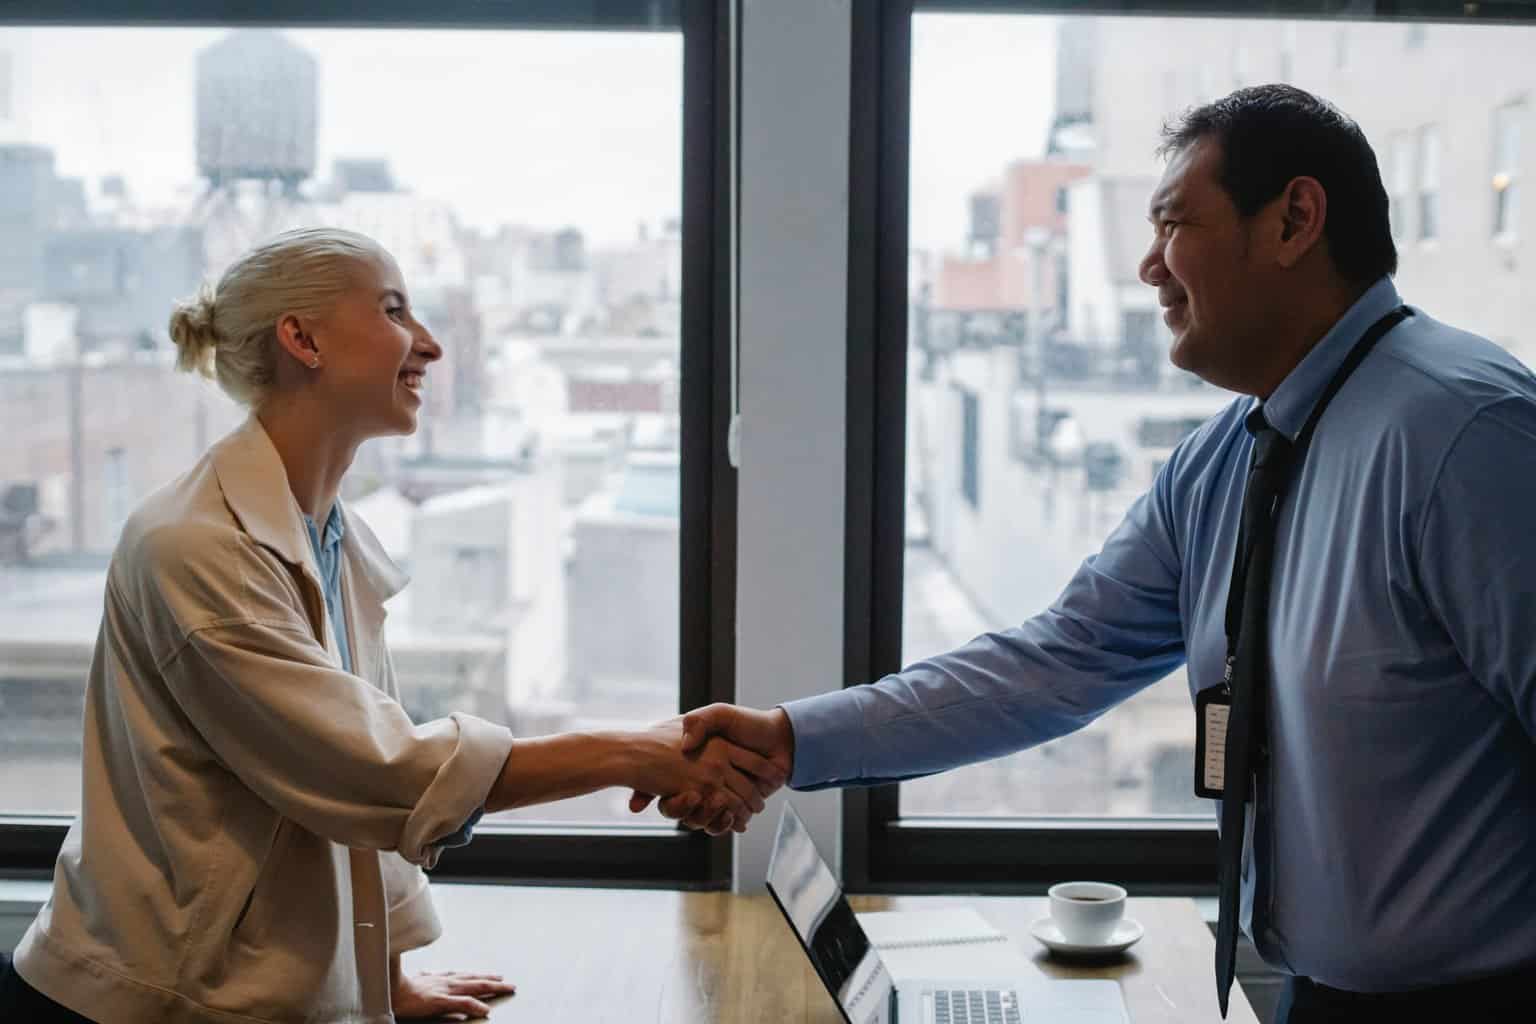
855,907,1033,982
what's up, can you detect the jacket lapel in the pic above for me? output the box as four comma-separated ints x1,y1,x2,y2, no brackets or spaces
338,508,408,688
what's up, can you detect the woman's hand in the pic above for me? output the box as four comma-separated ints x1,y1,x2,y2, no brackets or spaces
622,717,785,834
630,704,795,833
391,968,516,1020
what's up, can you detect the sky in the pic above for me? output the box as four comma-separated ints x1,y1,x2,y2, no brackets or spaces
0,14,1058,254
1,27,684,247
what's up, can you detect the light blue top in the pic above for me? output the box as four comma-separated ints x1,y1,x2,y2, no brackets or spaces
783,277,1536,992
303,503,353,676
304,502,482,851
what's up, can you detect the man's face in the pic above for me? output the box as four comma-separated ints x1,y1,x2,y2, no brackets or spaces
1139,137,1270,391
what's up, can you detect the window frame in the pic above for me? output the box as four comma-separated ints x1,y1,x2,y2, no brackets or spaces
0,0,737,889
842,0,1536,894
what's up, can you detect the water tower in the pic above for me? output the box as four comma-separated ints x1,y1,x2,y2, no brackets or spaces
188,31,320,273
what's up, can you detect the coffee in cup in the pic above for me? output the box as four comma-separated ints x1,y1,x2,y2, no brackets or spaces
1047,881,1127,945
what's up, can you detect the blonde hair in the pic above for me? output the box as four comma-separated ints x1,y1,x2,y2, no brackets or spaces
168,227,388,407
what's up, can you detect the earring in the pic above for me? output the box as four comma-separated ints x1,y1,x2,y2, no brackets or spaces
309,356,321,369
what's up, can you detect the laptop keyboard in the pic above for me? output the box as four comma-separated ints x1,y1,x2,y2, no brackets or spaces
931,988,1021,1024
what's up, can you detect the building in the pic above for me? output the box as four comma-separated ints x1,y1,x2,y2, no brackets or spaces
590,219,682,338
934,159,1091,325
0,145,60,296
42,226,204,352
1063,175,1165,379
0,350,245,558
1059,16,1534,363
566,451,678,721
406,474,566,726
467,224,600,338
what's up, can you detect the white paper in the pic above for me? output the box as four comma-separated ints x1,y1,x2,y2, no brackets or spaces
858,907,1007,949
856,908,1033,983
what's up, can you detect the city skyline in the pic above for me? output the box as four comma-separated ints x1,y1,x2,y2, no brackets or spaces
2,17,1061,254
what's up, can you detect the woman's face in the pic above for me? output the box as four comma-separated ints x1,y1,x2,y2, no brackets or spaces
310,254,442,439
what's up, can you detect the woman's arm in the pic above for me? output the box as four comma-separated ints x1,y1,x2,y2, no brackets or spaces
484,718,786,828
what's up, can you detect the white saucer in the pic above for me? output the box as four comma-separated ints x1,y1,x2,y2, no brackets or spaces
1029,916,1144,957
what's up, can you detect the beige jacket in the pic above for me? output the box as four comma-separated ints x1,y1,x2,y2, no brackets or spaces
14,417,516,1023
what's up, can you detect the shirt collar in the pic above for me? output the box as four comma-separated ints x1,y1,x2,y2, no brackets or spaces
304,501,347,555
210,415,407,601
1260,276,1402,441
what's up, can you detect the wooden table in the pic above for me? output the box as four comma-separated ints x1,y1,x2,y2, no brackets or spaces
404,885,1259,1023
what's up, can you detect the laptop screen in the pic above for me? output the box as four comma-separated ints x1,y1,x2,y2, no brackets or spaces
765,804,893,1024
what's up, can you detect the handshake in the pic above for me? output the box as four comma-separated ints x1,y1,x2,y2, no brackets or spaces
625,704,795,836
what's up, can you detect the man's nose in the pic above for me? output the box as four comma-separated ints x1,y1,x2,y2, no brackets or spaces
1139,239,1168,287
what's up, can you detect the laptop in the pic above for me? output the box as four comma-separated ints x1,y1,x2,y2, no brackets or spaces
764,803,1130,1024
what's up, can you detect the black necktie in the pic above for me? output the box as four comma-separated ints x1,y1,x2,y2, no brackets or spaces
1215,412,1293,1018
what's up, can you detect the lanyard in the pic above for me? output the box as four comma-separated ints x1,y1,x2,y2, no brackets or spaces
1221,304,1413,677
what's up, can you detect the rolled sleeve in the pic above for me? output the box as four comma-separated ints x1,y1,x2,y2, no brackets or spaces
401,715,512,868
170,621,514,866
131,526,517,866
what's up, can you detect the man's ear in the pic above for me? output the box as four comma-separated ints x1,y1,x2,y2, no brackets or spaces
1276,176,1328,268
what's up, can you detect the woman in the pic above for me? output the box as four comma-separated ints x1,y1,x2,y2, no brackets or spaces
0,228,781,1023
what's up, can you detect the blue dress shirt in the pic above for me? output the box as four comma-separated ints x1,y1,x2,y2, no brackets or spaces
304,502,482,851
783,277,1536,992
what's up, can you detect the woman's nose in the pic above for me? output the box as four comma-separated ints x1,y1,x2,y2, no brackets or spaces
417,327,444,362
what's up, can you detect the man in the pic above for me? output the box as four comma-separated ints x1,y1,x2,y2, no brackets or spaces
634,85,1536,1021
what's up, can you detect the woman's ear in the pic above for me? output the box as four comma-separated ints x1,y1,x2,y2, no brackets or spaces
274,313,322,369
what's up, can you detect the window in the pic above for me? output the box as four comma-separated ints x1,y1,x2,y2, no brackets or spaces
1494,102,1523,239
0,50,11,123
959,389,980,508
102,447,128,539
1390,133,1415,240
849,4,1536,889
0,2,731,886
1419,125,1442,241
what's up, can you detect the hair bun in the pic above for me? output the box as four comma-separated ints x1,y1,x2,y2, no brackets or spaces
168,286,220,378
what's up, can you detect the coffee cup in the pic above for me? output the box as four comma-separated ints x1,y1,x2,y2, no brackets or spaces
1047,881,1127,945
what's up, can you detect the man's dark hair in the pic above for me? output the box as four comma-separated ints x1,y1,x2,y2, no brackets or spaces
1160,84,1397,286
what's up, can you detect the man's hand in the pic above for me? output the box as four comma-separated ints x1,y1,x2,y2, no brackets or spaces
628,703,795,833
391,967,515,1020
620,717,786,835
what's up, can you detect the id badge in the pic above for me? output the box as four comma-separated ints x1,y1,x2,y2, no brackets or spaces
1194,686,1231,799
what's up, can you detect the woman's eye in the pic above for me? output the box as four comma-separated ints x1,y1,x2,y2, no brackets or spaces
387,307,406,321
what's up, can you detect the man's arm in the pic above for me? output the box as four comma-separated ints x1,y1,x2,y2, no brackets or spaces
1416,399,1536,736
640,466,1190,829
